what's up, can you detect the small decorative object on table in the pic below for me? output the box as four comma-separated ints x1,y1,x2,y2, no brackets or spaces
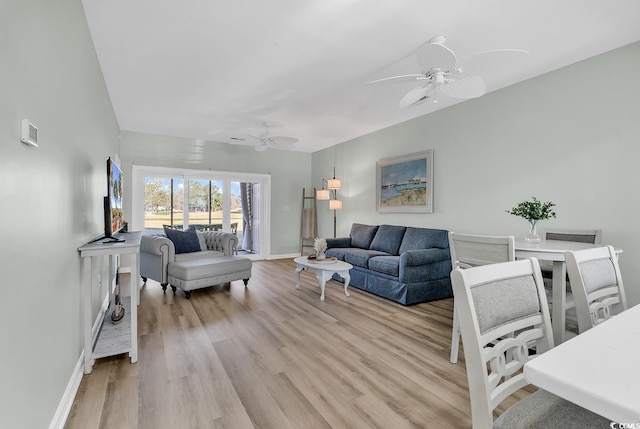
313,237,327,260
506,197,556,243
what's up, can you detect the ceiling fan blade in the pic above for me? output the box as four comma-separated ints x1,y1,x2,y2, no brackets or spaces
399,83,434,108
228,140,258,146
270,136,298,146
458,49,529,77
440,75,486,99
406,94,432,108
416,42,457,72
366,74,426,85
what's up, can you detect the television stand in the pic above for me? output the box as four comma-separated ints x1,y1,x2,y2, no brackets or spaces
78,231,142,374
88,234,125,244
102,236,125,244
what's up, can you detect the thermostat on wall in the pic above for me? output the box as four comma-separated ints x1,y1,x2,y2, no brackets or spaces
20,119,38,147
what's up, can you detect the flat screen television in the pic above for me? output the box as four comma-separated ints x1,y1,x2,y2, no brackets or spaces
104,157,125,241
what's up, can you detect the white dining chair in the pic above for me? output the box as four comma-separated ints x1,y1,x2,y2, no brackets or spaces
451,258,611,428
541,228,602,333
539,228,602,281
565,245,627,333
448,232,515,364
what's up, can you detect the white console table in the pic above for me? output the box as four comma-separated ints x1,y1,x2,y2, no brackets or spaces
78,231,141,374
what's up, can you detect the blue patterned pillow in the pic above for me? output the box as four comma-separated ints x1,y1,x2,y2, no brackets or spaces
163,226,201,254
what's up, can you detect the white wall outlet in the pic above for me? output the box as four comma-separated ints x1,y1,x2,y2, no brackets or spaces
20,119,38,147
97,274,101,286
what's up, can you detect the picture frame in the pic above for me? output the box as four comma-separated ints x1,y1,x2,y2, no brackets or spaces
376,150,433,213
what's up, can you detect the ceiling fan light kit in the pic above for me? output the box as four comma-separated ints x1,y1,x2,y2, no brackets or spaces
368,34,528,108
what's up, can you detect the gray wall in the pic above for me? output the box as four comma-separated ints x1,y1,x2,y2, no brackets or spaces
0,0,120,427
313,41,640,305
119,131,312,256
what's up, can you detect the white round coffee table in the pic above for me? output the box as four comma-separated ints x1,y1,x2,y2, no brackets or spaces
294,256,353,301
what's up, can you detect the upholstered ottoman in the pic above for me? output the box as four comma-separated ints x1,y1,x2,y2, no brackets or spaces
167,256,252,298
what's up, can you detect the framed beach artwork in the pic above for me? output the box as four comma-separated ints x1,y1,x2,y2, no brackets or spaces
376,150,433,213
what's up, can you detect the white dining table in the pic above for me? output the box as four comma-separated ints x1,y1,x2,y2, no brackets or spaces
524,303,640,423
513,239,621,344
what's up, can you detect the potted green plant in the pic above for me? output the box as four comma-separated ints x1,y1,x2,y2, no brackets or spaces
506,197,556,243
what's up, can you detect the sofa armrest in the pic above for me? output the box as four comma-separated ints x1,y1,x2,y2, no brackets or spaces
400,248,451,266
399,248,452,283
326,237,351,248
140,234,175,285
141,234,175,258
201,231,239,256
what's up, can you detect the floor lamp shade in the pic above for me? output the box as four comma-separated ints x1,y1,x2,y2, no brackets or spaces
316,189,330,200
327,178,341,189
329,199,342,210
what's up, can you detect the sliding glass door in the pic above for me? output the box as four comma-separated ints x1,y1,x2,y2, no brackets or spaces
143,177,184,231
187,179,224,230
133,166,270,259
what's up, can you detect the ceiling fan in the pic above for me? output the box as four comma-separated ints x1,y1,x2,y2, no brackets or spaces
367,35,528,108
231,122,298,151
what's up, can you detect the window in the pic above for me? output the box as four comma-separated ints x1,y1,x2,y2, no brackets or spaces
133,166,270,259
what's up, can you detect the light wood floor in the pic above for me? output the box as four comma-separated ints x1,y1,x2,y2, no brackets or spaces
65,258,531,429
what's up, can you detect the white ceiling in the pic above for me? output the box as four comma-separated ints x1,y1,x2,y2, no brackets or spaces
82,0,640,153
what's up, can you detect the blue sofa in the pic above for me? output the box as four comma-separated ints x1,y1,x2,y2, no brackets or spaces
325,223,452,305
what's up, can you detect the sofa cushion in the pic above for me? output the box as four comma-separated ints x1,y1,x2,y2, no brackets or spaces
368,255,400,277
398,227,449,254
350,223,379,249
325,248,349,261
164,226,201,254
345,248,390,268
174,250,225,262
168,256,252,281
370,225,407,255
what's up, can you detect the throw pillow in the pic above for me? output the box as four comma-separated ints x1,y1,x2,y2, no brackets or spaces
350,223,379,249
196,230,208,251
370,225,407,255
163,226,201,254
398,227,449,254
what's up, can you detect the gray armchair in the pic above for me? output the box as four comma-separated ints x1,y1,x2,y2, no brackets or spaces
140,231,238,291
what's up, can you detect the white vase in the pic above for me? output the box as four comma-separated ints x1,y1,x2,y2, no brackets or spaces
316,251,326,260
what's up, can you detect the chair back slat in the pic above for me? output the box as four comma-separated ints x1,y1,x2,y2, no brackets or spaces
449,233,515,269
544,228,602,244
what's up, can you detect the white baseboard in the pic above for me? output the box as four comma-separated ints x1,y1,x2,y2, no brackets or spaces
49,352,84,429
50,295,110,428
